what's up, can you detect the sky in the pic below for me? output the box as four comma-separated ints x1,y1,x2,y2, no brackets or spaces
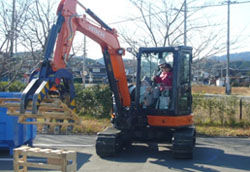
197,1,250,54
228,2,250,48
73,0,250,59
7,0,249,59
75,0,138,59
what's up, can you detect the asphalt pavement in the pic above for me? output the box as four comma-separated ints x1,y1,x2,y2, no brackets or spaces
0,134,250,172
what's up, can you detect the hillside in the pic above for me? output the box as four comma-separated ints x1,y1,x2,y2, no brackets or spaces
211,51,250,62
193,51,250,74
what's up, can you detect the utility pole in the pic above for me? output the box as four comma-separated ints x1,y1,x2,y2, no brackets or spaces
10,0,16,57
82,35,87,87
225,0,231,94
184,0,187,46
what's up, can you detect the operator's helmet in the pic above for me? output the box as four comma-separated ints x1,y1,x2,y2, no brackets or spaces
158,58,166,66
158,59,172,71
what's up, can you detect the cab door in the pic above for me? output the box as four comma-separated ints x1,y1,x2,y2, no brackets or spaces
174,47,192,115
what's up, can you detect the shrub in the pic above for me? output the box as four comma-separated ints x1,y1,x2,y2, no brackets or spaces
0,82,8,91
0,81,25,92
224,96,238,126
75,84,112,118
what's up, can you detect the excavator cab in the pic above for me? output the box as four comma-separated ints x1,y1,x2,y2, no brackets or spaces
136,46,192,116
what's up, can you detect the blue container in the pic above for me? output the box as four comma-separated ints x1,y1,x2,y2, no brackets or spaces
0,92,36,155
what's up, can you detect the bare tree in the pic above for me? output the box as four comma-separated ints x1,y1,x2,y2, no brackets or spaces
0,0,31,53
0,0,86,89
120,0,231,60
0,0,31,89
20,0,58,66
20,0,83,68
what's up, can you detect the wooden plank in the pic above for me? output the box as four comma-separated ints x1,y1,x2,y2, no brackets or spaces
23,154,27,172
13,148,19,172
18,161,61,170
48,158,63,165
0,98,21,102
15,146,30,151
19,113,69,119
0,103,20,107
17,114,80,122
39,106,64,112
39,102,61,107
22,152,61,159
62,154,67,172
19,121,81,126
39,111,70,116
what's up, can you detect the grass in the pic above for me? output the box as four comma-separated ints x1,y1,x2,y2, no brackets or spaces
75,116,111,134
73,118,250,137
196,125,250,137
36,117,250,137
192,85,250,96
36,117,111,134
192,85,250,136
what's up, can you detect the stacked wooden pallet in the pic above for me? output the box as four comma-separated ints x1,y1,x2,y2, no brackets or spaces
14,146,77,172
0,97,81,134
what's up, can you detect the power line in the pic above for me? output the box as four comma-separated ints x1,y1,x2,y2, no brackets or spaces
108,0,250,25
190,0,250,9
108,10,165,25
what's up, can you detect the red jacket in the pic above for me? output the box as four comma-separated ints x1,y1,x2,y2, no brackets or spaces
154,71,173,91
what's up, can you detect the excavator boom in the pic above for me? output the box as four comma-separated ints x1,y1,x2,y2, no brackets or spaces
53,0,130,108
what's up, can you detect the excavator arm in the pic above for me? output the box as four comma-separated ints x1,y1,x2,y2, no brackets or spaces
51,0,131,111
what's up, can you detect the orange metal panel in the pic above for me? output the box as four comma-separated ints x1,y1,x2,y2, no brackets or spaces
109,53,130,106
53,0,77,71
147,114,193,127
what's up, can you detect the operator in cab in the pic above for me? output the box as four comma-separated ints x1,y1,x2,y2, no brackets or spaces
152,59,173,110
153,59,173,91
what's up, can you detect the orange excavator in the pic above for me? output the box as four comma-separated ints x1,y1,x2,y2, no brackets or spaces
1,0,196,158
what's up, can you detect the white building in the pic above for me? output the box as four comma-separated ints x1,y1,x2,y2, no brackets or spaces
216,78,225,86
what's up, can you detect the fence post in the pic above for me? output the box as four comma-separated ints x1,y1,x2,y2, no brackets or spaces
209,100,212,122
239,98,242,120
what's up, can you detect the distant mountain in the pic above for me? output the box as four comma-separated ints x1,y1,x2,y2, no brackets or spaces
210,52,250,62
96,58,104,65
72,56,103,65
192,51,250,79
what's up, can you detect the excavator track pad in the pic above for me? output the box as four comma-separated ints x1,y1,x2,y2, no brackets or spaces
96,126,123,158
172,126,196,159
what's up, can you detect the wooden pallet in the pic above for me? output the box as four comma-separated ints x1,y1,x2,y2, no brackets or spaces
0,97,82,133
13,146,77,172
